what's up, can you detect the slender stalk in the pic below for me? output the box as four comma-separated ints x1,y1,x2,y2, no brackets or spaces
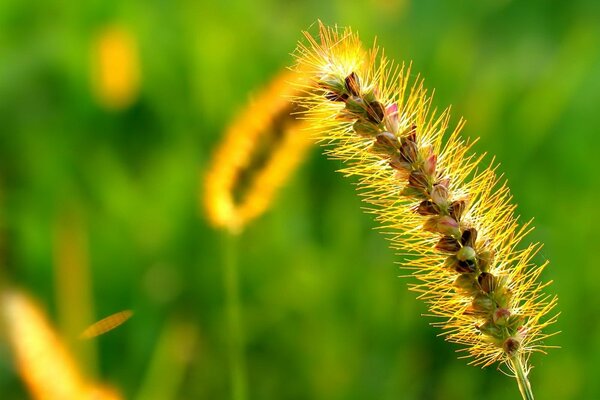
511,355,534,400
223,231,247,400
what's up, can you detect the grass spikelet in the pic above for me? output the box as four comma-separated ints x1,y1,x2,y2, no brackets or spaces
91,24,140,111
1,289,122,400
204,68,312,233
291,22,558,398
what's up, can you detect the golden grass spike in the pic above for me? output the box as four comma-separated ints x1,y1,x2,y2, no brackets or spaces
291,22,557,398
203,68,313,233
80,310,134,339
91,24,140,110
1,289,122,400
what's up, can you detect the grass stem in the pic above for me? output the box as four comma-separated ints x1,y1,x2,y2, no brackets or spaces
223,231,247,400
511,355,534,400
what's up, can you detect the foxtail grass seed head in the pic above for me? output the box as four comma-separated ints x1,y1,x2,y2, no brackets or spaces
1,289,122,400
91,24,140,111
204,69,312,233
291,21,558,385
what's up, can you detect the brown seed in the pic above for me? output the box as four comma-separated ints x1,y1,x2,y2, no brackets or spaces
408,171,429,190
389,154,410,171
435,236,462,253
404,124,417,142
399,142,418,163
449,200,466,221
423,216,440,232
478,272,495,293
503,337,520,355
345,72,361,96
376,131,399,149
366,100,385,124
399,135,419,163
461,227,477,247
456,259,476,273
416,200,439,215
325,91,348,102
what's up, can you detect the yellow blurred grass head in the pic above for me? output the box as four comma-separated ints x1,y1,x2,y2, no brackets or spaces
1,289,122,400
204,69,312,233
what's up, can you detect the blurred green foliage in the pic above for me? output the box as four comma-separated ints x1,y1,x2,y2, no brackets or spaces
1,0,599,399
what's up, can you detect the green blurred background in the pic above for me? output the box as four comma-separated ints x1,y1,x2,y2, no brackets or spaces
1,0,599,399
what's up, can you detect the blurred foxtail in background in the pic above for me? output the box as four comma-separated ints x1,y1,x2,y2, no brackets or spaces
1,289,122,400
291,22,558,400
203,69,312,234
91,24,140,111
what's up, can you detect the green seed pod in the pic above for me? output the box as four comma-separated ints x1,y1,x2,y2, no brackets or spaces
444,255,460,271
471,293,495,315
345,96,366,115
478,321,504,344
457,246,476,262
477,250,493,272
492,285,513,308
408,171,429,191
353,120,379,136
362,89,376,103
493,308,511,325
320,74,346,93
505,315,524,333
400,185,427,199
454,273,479,296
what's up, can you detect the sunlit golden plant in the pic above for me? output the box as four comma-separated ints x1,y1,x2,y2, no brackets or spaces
1,289,122,400
91,24,140,111
204,69,312,233
291,22,557,399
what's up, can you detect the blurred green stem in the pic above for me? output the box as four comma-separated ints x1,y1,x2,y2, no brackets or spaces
223,231,248,400
511,355,534,400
